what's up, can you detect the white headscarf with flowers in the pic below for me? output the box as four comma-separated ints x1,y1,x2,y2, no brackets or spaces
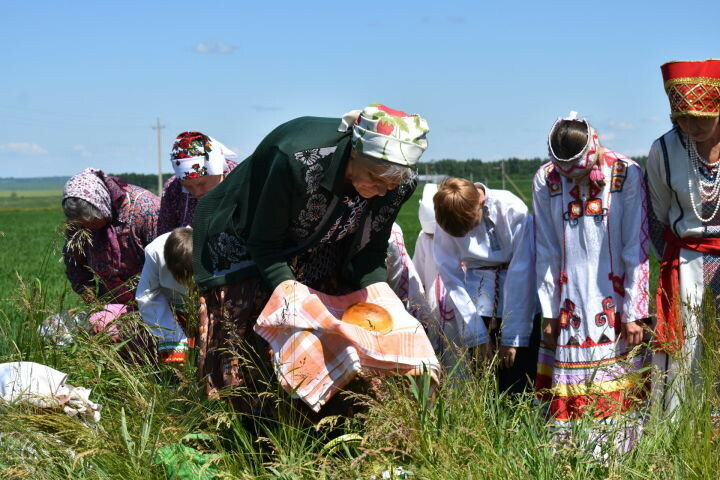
338,104,429,167
169,131,238,181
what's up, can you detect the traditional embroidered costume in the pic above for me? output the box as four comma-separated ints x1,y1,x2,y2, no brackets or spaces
534,113,649,438
63,169,159,304
135,232,190,363
157,132,239,235
647,59,720,412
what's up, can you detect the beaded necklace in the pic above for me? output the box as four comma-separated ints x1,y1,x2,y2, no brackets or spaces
686,134,720,223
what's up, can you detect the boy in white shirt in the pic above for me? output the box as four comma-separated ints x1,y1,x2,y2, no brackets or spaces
433,178,538,391
136,227,193,363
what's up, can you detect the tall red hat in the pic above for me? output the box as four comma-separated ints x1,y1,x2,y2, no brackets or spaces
661,59,720,119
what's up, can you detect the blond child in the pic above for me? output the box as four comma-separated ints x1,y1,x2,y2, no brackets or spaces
433,178,537,390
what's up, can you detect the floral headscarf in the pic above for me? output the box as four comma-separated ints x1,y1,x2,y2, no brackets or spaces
170,131,237,180
338,104,429,167
62,168,125,268
62,168,113,219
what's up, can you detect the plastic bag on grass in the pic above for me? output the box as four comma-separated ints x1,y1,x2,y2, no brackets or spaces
39,309,91,346
155,434,223,480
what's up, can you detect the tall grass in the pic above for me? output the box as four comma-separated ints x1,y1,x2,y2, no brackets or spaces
0,208,718,479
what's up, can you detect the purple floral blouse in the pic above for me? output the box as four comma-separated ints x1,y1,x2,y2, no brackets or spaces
157,160,238,235
64,183,160,304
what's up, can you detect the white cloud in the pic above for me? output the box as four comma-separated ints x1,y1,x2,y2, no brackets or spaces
0,142,47,155
72,145,92,158
600,132,617,142
607,121,635,131
195,42,237,54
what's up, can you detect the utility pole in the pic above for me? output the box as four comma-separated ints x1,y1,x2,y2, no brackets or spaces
152,118,165,195
501,159,505,190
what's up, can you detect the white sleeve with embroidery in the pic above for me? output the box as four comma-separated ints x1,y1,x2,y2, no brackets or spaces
434,226,488,345
620,165,650,323
412,233,433,291
646,139,672,257
646,140,672,227
386,225,434,327
136,248,186,345
500,214,537,347
533,169,562,319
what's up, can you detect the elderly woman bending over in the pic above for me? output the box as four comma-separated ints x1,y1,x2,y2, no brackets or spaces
62,169,160,304
192,104,429,414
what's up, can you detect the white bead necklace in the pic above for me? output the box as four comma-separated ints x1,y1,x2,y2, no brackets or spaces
686,135,720,223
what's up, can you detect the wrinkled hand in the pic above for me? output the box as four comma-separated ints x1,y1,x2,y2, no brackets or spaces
542,317,559,349
499,345,517,369
621,320,645,347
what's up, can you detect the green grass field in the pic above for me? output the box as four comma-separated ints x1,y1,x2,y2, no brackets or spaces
0,189,63,198
0,185,714,479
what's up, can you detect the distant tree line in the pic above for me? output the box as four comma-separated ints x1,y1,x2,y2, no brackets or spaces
109,172,174,194
417,155,648,181
107,155,650,194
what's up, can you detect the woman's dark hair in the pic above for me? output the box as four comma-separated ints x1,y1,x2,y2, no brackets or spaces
164,227,194,286
550,120,589,160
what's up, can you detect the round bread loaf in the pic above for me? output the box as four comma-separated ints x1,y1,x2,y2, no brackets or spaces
341,302,393,334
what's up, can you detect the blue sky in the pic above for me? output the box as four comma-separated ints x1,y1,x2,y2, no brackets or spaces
2,1,718,177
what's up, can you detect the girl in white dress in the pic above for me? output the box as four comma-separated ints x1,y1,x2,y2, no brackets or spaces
534,112,649,443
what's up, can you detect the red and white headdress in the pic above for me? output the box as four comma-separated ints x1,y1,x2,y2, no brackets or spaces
169,131,237,180
547,111,602,182
661,59,720,119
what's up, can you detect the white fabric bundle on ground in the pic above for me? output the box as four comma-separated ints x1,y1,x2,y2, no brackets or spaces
0,362,101,423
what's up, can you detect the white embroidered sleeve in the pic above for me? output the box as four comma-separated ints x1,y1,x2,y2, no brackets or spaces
500,214,537,347
620,165,650,322
646,140,671,257
646,140,672,227
533,169,562,319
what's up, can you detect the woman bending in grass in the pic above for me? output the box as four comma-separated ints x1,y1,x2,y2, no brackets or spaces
62,168,159,305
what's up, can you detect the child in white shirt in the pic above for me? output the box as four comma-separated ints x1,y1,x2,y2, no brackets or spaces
433,178,538,391
136,227,193,363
